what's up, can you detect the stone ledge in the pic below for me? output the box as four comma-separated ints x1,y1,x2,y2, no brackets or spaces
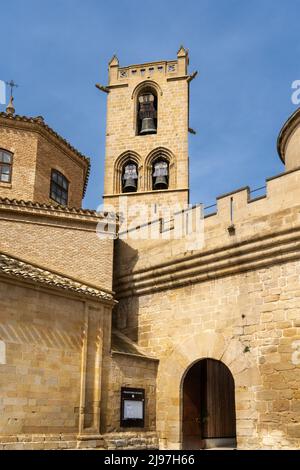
102,431,158,450
115,224,300,298
0,432,159,451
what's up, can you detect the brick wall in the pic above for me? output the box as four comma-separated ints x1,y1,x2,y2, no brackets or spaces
34,133,86,207
0,116,88,208
0,206,114,291
0,126,37,201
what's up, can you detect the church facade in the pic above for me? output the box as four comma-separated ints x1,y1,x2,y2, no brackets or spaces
0,48,300,450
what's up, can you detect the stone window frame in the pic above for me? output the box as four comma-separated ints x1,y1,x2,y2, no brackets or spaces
0,148,13,184
131,80,163,137
114,151,142,194
50,169,69,206
144,147,176,192
151,157,170,191
121,160,139,194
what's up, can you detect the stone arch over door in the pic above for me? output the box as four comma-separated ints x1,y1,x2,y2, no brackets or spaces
156,331,260,450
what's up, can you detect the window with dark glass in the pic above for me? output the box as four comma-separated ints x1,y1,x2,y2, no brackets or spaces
50,170,69,205
0,150,13,183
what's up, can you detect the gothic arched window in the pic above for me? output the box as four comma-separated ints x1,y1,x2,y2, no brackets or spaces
137,88,157,136
152,158,169,190
50,170,69,205
122,161,138,193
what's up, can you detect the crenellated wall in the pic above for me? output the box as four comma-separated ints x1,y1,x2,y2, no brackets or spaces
113,166,300,449
114,166,300,286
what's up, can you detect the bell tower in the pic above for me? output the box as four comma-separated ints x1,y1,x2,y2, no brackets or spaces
102,47,192,223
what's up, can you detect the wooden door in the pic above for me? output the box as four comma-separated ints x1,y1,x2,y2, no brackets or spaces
182,361,204,449
182,359,236,449
201,359,236,439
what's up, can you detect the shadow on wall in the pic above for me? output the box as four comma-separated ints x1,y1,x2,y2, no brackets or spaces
113,296,140,343
113,239,139,280
0,319,82,351
113,240,140,342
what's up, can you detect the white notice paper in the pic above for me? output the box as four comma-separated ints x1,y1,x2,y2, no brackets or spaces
124,400,143,420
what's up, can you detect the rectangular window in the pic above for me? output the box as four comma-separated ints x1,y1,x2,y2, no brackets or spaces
0,150,13,183
50,169,69,205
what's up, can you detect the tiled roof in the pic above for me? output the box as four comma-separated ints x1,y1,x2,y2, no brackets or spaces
0,252,114,302
111,329,159,361
0,196,117,220
0,112,91,196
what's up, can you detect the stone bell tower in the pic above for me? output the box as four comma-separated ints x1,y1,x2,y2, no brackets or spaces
101,47,193,225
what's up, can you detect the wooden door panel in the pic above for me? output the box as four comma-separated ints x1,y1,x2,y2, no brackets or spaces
182,362,203,449
204,359,236,438
182,359,236,449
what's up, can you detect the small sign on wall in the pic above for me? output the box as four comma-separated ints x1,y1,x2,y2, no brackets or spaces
120,387,145,428
0,341,6,365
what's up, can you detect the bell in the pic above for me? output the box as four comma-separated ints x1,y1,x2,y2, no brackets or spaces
154,175,168,190
123,163,138,193
140,117,157,135
123,177,137,193
153,160,168,190
139,93,157,135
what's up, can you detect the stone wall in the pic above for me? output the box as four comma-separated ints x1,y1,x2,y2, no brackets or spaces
102,431,158,450
0,275,159,451
0,280,82,437
115,260,300,449
114,166,300,282
103,50,190,216
0,275,120,450
113,167,300,449
101,353,158,435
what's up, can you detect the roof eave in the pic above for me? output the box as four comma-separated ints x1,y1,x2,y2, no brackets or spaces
277,107,300,164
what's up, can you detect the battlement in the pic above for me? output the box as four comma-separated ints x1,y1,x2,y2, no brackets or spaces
108,46,189,86
117,60,180,81
114,165,300,291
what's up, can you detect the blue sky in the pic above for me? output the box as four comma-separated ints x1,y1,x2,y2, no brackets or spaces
1,0,300,209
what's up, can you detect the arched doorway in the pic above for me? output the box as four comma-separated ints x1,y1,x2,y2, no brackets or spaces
182,358,236,450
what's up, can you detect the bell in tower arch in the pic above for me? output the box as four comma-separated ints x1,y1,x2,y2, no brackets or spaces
139,93,157,135
153,160,169,190
122,163,138,193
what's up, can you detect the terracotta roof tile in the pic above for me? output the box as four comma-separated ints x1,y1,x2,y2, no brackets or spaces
0,196,118,220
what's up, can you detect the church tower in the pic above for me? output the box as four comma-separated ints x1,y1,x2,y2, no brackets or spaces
102,47,191,223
